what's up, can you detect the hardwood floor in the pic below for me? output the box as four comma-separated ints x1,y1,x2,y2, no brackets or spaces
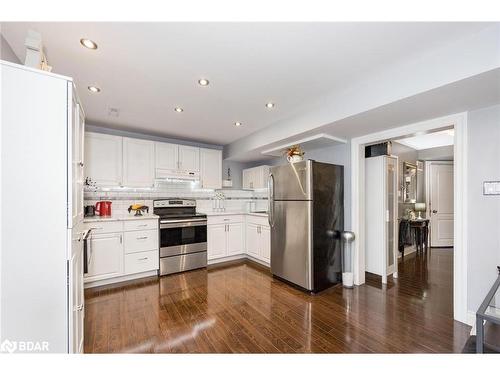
84,248,470,353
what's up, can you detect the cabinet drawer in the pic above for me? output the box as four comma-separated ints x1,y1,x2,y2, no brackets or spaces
83,221,123,234
123,219,158,232
246,215,269,228
207,215,244,225
124,230,158,254
124,250,159,274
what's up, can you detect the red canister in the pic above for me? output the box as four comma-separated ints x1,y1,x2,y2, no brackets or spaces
95,201,112,217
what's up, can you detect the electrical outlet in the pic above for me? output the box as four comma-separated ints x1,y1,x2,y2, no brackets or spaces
483,181,500,195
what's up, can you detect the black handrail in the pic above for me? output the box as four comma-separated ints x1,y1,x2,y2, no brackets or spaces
476,266,500,353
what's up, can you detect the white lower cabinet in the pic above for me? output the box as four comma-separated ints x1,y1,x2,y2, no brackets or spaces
245,217,271,264
69,230,84,353
207,214,270,266
207,216,245,260
86,232,124,282
84,219,159,286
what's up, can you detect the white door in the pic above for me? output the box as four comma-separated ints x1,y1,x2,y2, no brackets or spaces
85,233,124,281
85,133,122,186
207,224,227,260
76,103,85,222
200,148,222,189
227,223,244,256
122,137,155,187
260,226,271,263
178,145,200,172
245,223,260,258
155,142,178,172
429,162,454,247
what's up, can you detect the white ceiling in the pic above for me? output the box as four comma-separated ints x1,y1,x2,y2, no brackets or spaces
0,22,494,145
394,129,454,150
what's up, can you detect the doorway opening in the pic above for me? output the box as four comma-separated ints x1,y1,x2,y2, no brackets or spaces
351,113,468,324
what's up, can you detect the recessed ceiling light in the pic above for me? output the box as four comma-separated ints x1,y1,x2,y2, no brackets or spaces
198,78,210,86
174,107,184,113
265,102,276,109
234,122,242,127
88,86,101,93
80,38,98,50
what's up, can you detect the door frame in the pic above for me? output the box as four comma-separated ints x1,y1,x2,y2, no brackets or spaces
425,160,454,247
350,112,468,324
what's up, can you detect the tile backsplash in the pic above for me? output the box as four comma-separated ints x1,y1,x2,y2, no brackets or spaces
84,181,268,215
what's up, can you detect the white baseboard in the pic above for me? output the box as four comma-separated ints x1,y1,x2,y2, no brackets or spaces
84,270,158,289
398,245,417,259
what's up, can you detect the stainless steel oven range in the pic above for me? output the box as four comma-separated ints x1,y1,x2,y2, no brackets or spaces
154,199,207,276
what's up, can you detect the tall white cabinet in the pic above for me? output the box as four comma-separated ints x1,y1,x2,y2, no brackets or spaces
365,155,398,284
1,61,85,353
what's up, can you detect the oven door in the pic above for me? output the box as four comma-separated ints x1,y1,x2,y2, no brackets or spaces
159,218,207,257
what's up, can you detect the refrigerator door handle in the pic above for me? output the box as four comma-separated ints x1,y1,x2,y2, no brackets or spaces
268,173,275,227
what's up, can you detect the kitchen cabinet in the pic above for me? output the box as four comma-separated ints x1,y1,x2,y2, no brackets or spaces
69,230,84,353
245,217,271,264
70,89,85,228
83,218,159,287
178,145,200,173
207,215,245,260
154,142,200,179
122,137,155,187
200,148,222,189
85,232,124,282
84,133,123,186
207,224,227,260
242,165,270,189
155,142,178,173
226,223,245,256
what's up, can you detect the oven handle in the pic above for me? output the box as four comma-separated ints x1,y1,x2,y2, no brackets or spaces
160,219,207,229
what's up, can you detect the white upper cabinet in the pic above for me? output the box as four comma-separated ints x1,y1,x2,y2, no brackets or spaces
122,137,155,187
178,145,200,172
242,165,270,189
200,148,222,189
85,133,123,186
155,142,179,173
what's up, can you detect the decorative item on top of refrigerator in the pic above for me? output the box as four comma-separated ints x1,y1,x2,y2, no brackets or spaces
212,192,226,212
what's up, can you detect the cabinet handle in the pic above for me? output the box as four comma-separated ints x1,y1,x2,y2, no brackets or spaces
90,226,103,230
223,219,230,221
120,235,123,244
137,224,148,227
138,257,148,261
74,303,83,312
136,236,148,240
79,161,84,167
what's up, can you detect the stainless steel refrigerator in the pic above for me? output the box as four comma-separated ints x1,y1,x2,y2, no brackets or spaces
268,160,344,292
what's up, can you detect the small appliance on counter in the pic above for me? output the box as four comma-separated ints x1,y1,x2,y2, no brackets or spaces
95,201,112,217
84,205,95,217
128,204,149,216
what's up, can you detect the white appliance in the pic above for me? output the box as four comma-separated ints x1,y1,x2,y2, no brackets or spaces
0,61,85,353
364,155,398,284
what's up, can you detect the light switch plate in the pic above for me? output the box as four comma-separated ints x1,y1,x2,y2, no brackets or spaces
483,181,500,195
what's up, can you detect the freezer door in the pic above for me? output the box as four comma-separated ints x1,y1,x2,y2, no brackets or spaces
270,160,312,200
270,200,313,290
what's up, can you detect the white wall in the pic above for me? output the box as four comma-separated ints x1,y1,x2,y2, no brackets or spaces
418,145,454,161
0,34,20,64
247,143,351,229
467,104,500,312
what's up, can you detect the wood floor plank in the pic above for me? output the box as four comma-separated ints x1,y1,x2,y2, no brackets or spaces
84,248,470,353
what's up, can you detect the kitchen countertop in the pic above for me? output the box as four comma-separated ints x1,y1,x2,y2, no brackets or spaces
83,214,160,223
200,211,268,218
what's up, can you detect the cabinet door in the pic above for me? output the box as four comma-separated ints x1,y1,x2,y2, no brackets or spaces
85,233,124,282
69,231,84,353
227,222,244,256
84,133,122,186
242,169,253,189
122,137,155,187
76,104,85,222
260,225,271,263
256,166,270,189
69,91,80,228
200,148,222,189
207,224,227,260
245,223,260,258
155,142,178,171
179,145,200,172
